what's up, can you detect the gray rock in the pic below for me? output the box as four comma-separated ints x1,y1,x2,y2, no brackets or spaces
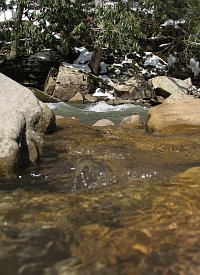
39,101,56,133
148,76,198,100
0,73,55,177
0,109,25,176
113,75,154,100
53,66,94,102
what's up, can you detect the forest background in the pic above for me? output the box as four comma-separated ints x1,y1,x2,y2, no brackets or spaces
0,0,200,73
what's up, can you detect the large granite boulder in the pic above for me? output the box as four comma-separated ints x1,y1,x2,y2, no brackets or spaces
148,76,198,100
0,73,55,177
147,100,200,134
52,66,94,102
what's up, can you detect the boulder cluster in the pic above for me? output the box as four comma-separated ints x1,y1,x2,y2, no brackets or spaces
1,60,200,177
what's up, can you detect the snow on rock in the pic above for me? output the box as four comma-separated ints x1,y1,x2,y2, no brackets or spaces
141,53,168,78
0,7,16,22
161,19,185,29
100,62,108,75
62,62,91,73
190,58,197,73
93,88,116,100
61,47,93,73
73,47,92,65
189,58,200,79
167,53,177,70
143,52,167,70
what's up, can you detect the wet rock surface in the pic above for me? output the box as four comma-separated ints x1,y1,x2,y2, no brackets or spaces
1,120,200,274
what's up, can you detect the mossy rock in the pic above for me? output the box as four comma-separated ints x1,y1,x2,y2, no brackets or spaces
30,87,60,103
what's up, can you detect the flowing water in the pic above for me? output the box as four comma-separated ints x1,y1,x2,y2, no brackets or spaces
46,101,148,126
1,104,200,275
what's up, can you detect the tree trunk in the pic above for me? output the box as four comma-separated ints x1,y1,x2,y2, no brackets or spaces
89,46,102,75
7,2,24,60
89,0,103,75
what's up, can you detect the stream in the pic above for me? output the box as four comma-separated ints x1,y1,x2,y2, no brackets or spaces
46,101,148,126
1,102,200,275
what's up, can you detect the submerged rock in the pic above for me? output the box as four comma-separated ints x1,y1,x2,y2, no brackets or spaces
92,119,115,127
171,166,200,184
120,115,143,128
39,117,200,195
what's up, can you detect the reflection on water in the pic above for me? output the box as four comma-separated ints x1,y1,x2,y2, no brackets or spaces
1,120,200,274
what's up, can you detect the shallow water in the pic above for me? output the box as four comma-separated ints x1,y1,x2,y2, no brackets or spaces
1,117,200,274
47,101,148,126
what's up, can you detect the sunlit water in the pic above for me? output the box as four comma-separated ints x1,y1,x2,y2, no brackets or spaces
1,104,200,274
46,101,148,126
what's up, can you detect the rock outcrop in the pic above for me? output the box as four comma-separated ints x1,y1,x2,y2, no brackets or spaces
112,75,154,100
51,66,94,102
148,76,199,101
0,73,55,177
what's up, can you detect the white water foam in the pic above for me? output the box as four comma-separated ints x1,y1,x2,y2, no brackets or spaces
47,101,147,113
46,102,68,110
46,101,148,126
46,102,58,109
85,101,141,113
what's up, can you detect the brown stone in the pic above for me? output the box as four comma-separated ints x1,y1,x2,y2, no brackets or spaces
43,70,56,95
147,100,200,134
92,119,115,127
68,92,84,103
53,66,94,102
113,76,153,100
120,115,142,128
